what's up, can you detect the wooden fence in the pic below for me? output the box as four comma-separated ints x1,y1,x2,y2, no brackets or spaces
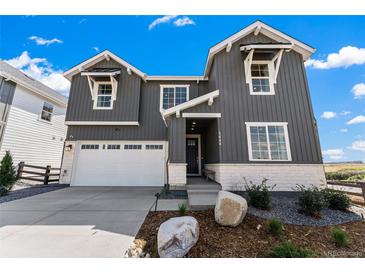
16,161,61,185
327,180,365,201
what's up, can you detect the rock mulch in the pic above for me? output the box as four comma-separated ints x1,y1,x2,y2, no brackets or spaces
247,196,363,226
134,210,365,258
0,183,69,203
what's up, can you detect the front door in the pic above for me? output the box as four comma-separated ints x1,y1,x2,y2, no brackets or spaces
186,138,199,175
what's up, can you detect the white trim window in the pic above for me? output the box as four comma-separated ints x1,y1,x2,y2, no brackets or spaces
93,82,113,109
246,122,291,161
160,85,189,110
40,102,54,122
249,61,275,95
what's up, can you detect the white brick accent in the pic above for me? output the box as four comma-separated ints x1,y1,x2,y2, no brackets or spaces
204,164,326,191
60,141,76,184
168,163,187,186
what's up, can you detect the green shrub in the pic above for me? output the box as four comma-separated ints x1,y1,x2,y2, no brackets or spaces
244,178,275,210
296,185,327,217
347,174,365,182
267,218,283,236
322,189,351,211
331,228,350,247
325,172,350,181
0,151,17,195
270,241,315,258
178,203,187,216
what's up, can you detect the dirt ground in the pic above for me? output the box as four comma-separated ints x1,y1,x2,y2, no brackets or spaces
135,210,365,258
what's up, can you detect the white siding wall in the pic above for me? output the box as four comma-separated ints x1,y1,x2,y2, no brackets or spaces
0,85,67,168
205,163,326,191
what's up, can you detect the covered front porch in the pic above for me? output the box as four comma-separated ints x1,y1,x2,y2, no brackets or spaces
166,114,221,187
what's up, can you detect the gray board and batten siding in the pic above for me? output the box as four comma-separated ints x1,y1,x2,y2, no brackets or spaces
66,32,322,165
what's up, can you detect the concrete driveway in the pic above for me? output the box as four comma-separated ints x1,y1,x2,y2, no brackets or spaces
0,187,160,257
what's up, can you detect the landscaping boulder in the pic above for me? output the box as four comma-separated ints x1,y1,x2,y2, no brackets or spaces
215,190,248,227
157,216,199,258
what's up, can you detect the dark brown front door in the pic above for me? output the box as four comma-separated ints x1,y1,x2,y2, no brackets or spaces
186,138,199,174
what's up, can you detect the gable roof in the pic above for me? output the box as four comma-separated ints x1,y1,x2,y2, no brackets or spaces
203,20,315,76
63,50,146,81
63,21,315,81
204,21,315,76
0,61,68,107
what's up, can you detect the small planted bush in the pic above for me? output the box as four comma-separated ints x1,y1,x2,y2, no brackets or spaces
296,185,327,217
0,151,17,195
331,228,350,247
267,218,283,236
244,178,275,210
347,174,365,182
178,203,187,216
270,241,315,258
322,189,351,211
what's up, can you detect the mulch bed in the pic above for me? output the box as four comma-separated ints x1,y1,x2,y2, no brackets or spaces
135,210,365,258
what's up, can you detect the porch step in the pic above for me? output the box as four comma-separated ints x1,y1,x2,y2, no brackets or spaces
186,178,222,210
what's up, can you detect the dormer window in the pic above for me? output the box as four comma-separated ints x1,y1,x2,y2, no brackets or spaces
81,68,121,110
250,62,275,94
241,43,292,96
94,82,113,109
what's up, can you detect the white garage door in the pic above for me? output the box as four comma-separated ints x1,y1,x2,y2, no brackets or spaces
72,142,166,186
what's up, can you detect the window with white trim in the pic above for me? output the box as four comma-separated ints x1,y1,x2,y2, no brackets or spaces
41,102,54,122
146,144,163,150
250,61,275,95
246,123,291,161
107,144,121,150
124,144,142,150
94,82,113,109
160,85,189,110
81,144,99,150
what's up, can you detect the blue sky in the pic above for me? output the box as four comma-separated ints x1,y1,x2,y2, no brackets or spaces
0,15,364,162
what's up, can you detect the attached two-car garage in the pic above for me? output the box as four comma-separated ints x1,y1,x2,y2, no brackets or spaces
71,141,167,186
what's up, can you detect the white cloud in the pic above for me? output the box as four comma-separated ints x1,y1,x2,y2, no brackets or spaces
340,128,348,133
148,15,177,30
321,111,336,119
93,46,100,52
352,83,365,99
322,149,344,160
28,36,63,46
305,46,365,69
173,16,195,27
340,110,351,116
347,115,365,125
3,51,70,96
79,18,87,24
348,140,365,152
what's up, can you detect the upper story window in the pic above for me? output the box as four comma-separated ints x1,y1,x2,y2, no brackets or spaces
242,45,287,96
94,82,113,109
249,61,275,95
160,85,189,111
245,122,291,161
41,102,54,122
81,68,120,111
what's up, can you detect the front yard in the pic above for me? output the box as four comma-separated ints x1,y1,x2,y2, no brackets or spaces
134,210,365,258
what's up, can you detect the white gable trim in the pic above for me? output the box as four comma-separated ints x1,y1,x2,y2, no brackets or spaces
0,71,67,107
204,21,315,76
162,89,219,118
63,50,146,81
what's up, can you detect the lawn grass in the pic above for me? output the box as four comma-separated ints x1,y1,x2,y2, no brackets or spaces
324,163,365,173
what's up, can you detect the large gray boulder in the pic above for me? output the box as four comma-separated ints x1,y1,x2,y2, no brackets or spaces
157,216,199,258
214,190,248,227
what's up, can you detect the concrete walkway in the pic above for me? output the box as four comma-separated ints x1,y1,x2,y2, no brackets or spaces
0,187,160,257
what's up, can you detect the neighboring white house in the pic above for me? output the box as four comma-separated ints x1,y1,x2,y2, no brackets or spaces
0,61,68,168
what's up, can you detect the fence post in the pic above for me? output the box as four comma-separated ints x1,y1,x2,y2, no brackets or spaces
361,183,365,202
44,165,51,185
16,161,24,180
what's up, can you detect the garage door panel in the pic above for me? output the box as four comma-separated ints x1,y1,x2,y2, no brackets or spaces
72,142,166,186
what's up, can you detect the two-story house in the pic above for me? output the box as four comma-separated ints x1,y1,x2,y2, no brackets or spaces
0,61,68,168
61,21,325,190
